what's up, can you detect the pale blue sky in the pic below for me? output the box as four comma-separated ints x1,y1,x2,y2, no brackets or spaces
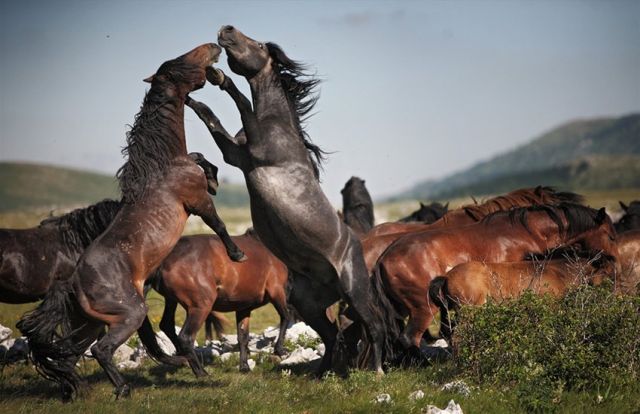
1,0,639,203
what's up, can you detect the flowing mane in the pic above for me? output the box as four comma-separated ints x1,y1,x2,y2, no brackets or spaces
116,85,186,203
462,186,584,221
483,202,605,238
266,42,326,179
39,199,121,250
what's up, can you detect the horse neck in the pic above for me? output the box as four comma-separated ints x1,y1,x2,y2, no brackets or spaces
524,211,566,250
249,71,296,128
152,97,187,154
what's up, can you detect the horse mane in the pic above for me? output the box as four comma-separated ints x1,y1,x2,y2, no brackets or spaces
484,202,604,238
266,42,326,179
39,199,121,250
462,186,584,221
116,83,186,203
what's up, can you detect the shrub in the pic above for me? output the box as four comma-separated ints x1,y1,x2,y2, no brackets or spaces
453,284,640,411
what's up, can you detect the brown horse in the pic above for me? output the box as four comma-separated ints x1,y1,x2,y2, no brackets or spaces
375,203,618,353
362,187,583,272
18,44,246,401
147,229,290,375
617,229,640,295
429,256,609,343
0,199,120,304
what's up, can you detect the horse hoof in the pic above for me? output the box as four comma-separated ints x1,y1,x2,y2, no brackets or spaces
230,251,248,262
114,384,132,400
206,67,225,86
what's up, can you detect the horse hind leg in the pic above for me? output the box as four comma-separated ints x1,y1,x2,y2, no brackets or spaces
236,309,252,372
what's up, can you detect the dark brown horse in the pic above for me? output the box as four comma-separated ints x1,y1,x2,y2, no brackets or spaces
186,26,398,374
147,229,290,375
429,256,609,343
615,200,640,233
0,199,119,304
341,176,375,237
398,202,449,224
375,203,618,352
18,44,245,401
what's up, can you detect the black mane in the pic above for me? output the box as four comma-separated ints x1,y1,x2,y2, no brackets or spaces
484,202,606,237
39,199,121,251
116,85,185,203
266,42,326,179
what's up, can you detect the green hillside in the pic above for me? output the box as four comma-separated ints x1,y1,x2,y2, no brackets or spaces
0,162,249,212
399,113,640,200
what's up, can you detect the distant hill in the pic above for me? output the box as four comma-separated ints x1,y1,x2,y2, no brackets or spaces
396,113,640,200
0,162,249,212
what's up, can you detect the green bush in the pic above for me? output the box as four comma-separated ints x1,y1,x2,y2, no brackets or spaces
453,284,640,411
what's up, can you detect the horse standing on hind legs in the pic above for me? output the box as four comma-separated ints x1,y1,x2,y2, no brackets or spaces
186,25,399,375
18,43,246,401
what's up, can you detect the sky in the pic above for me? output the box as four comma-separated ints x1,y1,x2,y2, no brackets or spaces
1,0,639,204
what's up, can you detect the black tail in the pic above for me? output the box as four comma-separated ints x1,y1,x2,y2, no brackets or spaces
136,317,185,366
429,276,452,340
204,312,227,341
16,279,84,396
369,262,403,362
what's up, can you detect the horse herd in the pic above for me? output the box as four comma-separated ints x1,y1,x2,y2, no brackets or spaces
1,25,639,402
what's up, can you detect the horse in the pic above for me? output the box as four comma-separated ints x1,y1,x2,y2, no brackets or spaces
617,229,640,295
147,229,290,375
341,176,374,237
615,200,640,233
186,25,398,374
374,203,618,353
429,256,609,343
18,43,246,401
398,202,449,224
0,199,120,304
367,186,583,238
361,187,584,272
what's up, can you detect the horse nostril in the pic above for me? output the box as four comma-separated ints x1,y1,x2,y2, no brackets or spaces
225,25,234,32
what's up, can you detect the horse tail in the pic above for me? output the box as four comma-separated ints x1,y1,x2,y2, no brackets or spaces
369,261,403,362
16,279,83,396
136,316,185,367
205,312,227,340
429,276,452,340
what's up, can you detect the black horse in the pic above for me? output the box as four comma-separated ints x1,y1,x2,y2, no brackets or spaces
398,202,449,224
18,43,245,401
615,200,640,233
341,176,375,237
186,25,399,374
0,200,120,304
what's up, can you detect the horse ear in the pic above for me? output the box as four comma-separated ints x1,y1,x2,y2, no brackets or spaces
420,202,426,208
619,201,628,212
444,202,449,210
596,207,608,224
143,74,155,83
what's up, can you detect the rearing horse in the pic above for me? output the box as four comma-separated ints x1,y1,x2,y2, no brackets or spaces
186,25,398,374
18,43,245,401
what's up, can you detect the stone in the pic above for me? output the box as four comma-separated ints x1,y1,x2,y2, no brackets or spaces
0,324,12,344
262,326,280,339
247,358,256,371
279,346,320,366
441,380,471,397
409,390,425,401
285,322,319,342
0,337,29,362
155,331,177,355
220,352,238,362
424,399,464,414
117,359,142,370
113,344,135,363
374,393,392,404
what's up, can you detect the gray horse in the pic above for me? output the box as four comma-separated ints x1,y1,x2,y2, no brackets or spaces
187,25,399,374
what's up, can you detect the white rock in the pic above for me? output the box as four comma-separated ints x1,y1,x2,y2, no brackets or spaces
432,339,449,348
374,393,392,404
425,400,463,414
117,359,142,370
0,324,12,343
409,390,425,401
220,352,238,362
285,322,319,342
279,346,320,366
0,337,29,362
155,331,177,355
317,343,325,356
222,334,238,345
262,326,280,339
113,344,135,363
247,358,256,371
441,380,471,397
